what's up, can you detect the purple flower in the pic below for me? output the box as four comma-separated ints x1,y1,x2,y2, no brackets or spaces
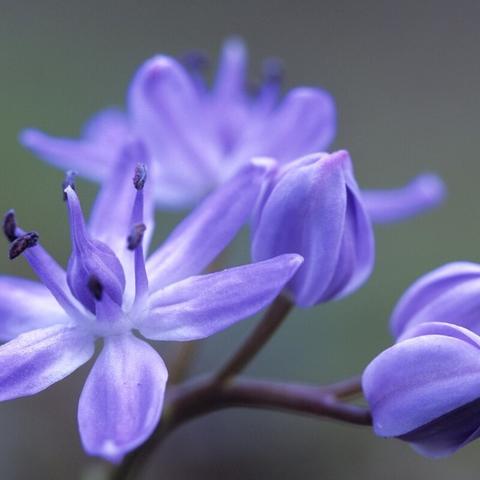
0,144,302,462
390,261,480,339
19,38,444,219
363,321,480,457
252,150,374,307
20,38,335,208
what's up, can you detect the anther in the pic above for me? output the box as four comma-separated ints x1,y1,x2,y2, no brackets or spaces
181,50,210,74
87,275,103,301
127,223,147,250
262,58,284,86
3,210,17,242
62,170,78,201
9,232,39,259
133,164,147,190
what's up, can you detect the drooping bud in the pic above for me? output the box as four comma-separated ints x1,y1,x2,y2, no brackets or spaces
390,262,480,340
9,232,39,259
133,164,147,190
3,210,17,242
252,150,374,307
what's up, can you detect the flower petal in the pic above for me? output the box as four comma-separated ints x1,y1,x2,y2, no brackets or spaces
0,277,69,341
252,152,350,306
390,262,480,338
20,108,130,180
363,329,480,439
362,173,446,224
128,55,218,203
141,254,303,341
260,87,336,160
0,325,94,400
78,334,168,462
147,158,275,290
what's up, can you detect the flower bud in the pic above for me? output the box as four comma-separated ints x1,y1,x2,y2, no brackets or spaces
252,150,374,307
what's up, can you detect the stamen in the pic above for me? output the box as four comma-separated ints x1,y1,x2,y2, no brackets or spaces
262,58,284,87
133,164,147,190
62,170,78,201
3,210,17,242
87,275,103,301
181,50,210,74
127,223,147,251
9,232,39,260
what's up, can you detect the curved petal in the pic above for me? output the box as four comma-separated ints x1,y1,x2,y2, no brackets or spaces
0,325,94,400
141,254,302,341
260,87,336,160
78,334,168,462
363,331,480,439
128,55,218,202
391,262,480,338
362,173,446,224
20,108,130,180
0,277,69,341
252,152,348,307
147,158,275,290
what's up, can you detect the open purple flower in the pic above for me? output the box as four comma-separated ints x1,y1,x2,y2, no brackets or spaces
390,261,480,339
0,144,302,462
19,38,444,219
363,321,480,457
20,38,335,208
252,150,374,307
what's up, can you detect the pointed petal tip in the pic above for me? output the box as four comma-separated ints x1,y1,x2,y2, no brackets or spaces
18,128,43,147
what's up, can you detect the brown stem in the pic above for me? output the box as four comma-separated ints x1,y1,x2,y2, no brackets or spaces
111,375,371,480
214,294,293,383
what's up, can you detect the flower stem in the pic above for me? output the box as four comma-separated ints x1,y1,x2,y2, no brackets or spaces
110,375,370,480
214,293,293,384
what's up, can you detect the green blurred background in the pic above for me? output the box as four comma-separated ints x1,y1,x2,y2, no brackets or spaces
1,1,479,478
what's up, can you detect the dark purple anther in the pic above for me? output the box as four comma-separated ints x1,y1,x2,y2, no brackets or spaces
9,232,39,259
127,223,147,251
87,275,103,301
3,210,17,242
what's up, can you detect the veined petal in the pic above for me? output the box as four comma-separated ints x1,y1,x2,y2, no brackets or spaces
252,152,348,307
363,330,480,439
362,173,446,224
140,254,302,341
147,158,276,290
0,324,94,400
20,108,130,180
78,334,168,462
391,262,480,338
0,277,69,341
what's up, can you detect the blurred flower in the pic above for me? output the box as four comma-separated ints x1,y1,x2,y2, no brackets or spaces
0,146,302,462
20,38,336,208
390,262,480,339
252,150,374,307
363,321,480,457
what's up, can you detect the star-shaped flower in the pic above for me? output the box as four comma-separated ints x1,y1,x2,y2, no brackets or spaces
0,143,302,461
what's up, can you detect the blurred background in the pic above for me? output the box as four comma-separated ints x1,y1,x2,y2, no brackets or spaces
1,0,480,478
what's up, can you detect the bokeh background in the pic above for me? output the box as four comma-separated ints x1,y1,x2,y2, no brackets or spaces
1,1,479,478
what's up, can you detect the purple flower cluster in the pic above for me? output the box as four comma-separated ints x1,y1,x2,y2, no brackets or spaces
1,38,449,462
